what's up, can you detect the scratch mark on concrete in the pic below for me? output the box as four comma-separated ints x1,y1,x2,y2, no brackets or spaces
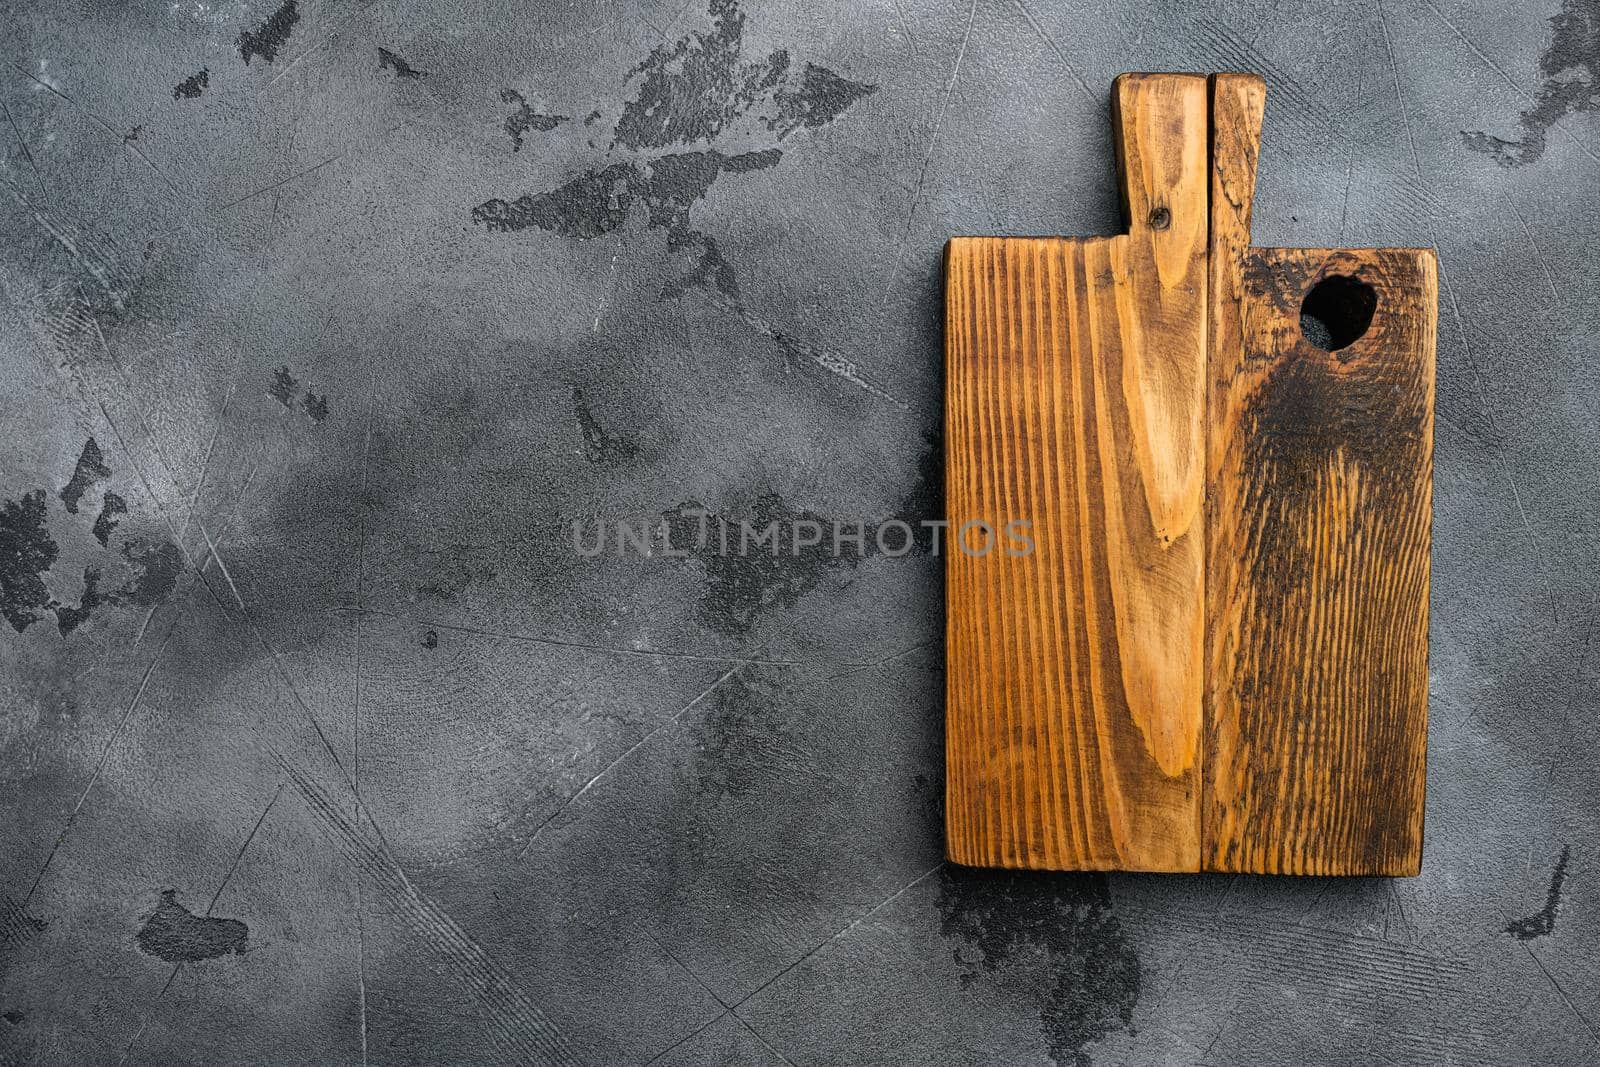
209,786,285,913
351,327,382,1067
10,64,184,199
880,0,978,310
1507,470,1560,625
89,385,354,790
641,928,802,1063
1001,0,1094,101
1,98,46,199
1524,942,1600,1046
886,0,919,57
19,623,176,912
1437,261,1497,422
216,154,342,211
732,862,946,1014
1374,0,1425,186
515,662,746,857
712,293,907,406
115,964,181,1067
277,755,582,1065
345,604,928,669
644,860,946,1063
10,192,137,311
1505,193,1563,305
119,786,283,1064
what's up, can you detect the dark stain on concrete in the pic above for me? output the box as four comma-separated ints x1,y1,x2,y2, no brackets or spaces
172,69,209,100
692,673,761,797
47,538,181,634
136,890,248,962
895,434,943,555
268,367,328,422
475,161,636,237
1463,0,1599,165
59,438,110,514
268,366,299,409
661,228,737,299
613,0,788,150
92,491,127,546
690,670,802,799
1506,844,1570,940
4,442,181,636
572,385,640,465
379,47,427,78
472,149,775,236
723,147,782,172
644,473,955,634
501,89,566,151
0,490,60,633
230,392,574,616
763,62,878,140
938,867,1141,1067
473,148,780,301
116,539,182,608
642,149,743,231
661,493,862,635
53,568,101,636
238,0,300,66
303,390,329,424
415,554,499,602
422,629,438,649
472,0,872,310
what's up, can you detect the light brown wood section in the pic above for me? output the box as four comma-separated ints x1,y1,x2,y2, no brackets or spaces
944,74,1208,872
946,71,1435,875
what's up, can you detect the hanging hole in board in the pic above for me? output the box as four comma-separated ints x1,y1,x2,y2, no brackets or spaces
1300,274,1377,352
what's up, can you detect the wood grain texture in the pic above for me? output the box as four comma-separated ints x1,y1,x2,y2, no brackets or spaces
946,71,1435,875
1204,245,1436,875
944,74,1208,872
1203,72,1434,875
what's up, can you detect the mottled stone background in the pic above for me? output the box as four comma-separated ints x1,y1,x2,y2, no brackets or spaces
1,0,1596,1064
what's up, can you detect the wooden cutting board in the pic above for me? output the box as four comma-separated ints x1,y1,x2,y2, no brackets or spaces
943,73,1434,876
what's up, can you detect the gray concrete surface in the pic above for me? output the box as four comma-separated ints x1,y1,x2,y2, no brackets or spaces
1,0,1597,1063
